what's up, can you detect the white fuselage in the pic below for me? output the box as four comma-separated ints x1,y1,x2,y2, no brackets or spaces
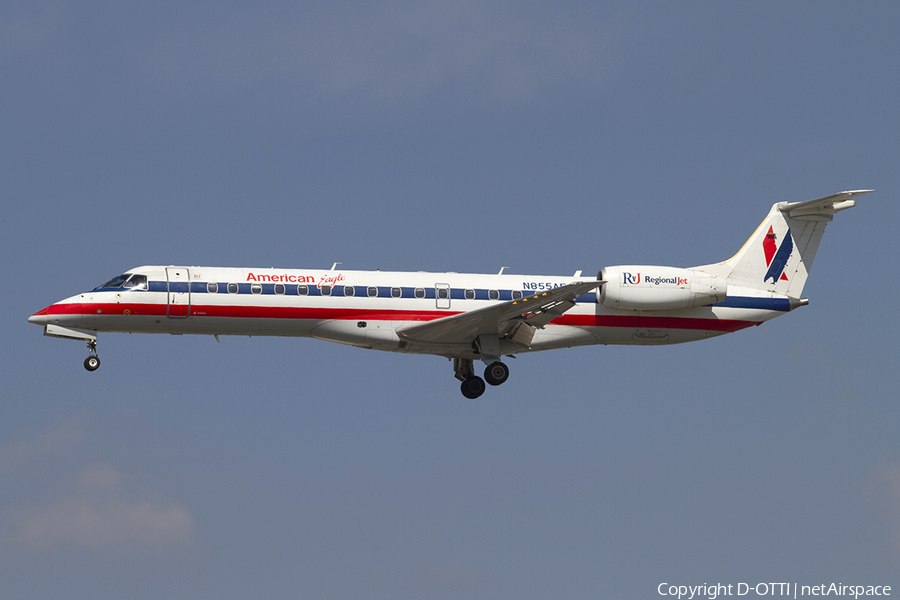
30,265,786,360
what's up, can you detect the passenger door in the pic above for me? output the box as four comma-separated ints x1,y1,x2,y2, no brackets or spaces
166,267,191,318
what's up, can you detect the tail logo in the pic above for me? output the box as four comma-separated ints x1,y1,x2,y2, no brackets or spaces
762,226,793,284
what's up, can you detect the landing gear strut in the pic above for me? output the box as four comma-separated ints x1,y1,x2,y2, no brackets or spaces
83,339,100,371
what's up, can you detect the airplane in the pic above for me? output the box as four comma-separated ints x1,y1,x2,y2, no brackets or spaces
28,190,869,398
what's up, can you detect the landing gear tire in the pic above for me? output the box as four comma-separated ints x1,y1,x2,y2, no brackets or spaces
84,339,100,371
460,376,486,399
484,361,509,386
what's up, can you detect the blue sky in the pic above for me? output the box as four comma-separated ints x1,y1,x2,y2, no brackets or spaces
3,2,900,598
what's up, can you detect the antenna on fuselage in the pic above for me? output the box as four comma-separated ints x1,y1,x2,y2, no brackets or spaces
498,266,509,275
330,262,341,270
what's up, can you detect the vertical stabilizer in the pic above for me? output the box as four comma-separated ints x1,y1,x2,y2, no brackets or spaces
711,190,870,297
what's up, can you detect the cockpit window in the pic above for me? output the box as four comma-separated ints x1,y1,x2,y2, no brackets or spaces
123,274,148,290
95,274,131,289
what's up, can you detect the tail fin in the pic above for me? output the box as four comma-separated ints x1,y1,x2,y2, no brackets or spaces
709,190,871,297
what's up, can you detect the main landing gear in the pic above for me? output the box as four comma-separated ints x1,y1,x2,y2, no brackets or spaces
460,373,486,399
454,358,511,399
484,361,509,386
83,339,100,372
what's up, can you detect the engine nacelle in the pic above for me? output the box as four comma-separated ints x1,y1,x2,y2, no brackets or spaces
598,266,727,311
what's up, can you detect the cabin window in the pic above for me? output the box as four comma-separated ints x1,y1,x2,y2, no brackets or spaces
298,284,309,296
251,283,262,295
321,285,331,296
344,286,355,297
489,289,500,300
512,290,523,300
391,287,401,298
368,286,378,297
437,287,449,300
464,289,475,300
274,283,285,295
207,282,218,294
227,283,238,294
415,287,425,299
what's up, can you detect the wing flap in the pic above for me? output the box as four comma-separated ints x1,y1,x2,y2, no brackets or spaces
397,280,602,345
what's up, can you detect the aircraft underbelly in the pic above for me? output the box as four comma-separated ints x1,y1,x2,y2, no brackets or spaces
311,320,401,350
88,315,320,337
564,305,768,346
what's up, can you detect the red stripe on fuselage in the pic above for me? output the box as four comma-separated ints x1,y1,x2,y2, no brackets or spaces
55,302,460,322
45,302,167,317
65,302,759,333
187,304,459,322
553,314,758,333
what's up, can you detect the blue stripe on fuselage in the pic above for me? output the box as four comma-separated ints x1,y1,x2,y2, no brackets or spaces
712,297,790,311
140,282,549,301
88,281,786,311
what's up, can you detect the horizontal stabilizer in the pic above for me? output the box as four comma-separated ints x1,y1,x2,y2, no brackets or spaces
777,189,873,221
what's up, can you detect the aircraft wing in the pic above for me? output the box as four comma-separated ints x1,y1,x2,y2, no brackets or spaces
396,280,602,346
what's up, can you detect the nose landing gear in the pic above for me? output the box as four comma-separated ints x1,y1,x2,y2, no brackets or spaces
83,340,100,371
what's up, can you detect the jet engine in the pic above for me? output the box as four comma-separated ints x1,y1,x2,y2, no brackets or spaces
598,266,727,311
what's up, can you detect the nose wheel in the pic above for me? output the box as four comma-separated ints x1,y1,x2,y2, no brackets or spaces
84,340,100,372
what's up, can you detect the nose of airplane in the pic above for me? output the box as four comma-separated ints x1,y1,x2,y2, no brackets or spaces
28,307,51,325
29,298,87,328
